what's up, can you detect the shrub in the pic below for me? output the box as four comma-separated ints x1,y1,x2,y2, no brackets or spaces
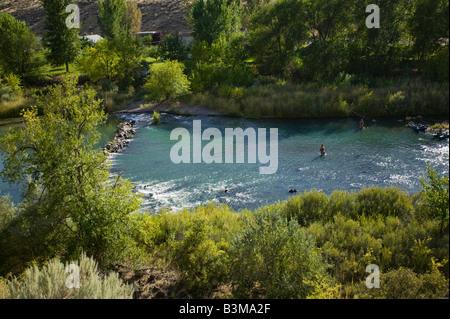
231,206,329,298
282,189,330,226
420,165,449,234
353,267,449,299
356,187,414,218
0,277,9,299
152,110,160,124
170,220,230,293
143,60,191,101
327,190,359,219
8,253,134,299
0,86,15,103
0,195,15,230
1,73,21,95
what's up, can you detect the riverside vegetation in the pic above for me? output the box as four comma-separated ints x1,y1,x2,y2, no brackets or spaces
0,0,449,119
0,76,448,299
0,0,449,299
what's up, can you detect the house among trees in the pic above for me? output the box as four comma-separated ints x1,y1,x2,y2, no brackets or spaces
137,31,162,45
81,34,103,44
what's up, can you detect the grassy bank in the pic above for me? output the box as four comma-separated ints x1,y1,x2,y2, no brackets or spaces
186,78,450,119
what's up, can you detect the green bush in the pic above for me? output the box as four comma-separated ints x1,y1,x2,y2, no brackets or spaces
282,190,330,226
352,267,449,299
143,60,191,101
1,73,21,95
0,86,15,103
420,164,449,234
152,110,160,124
356,187,414,218
170,220,230,293
8,253,134,299
231,206,329,298
423,46,449,82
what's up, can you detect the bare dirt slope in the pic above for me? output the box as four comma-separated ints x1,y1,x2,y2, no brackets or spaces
0,0,192,36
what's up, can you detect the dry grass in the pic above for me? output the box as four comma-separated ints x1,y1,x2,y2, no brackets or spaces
187,79,449,119
0,95,34,119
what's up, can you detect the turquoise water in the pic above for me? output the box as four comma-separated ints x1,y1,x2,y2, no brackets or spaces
1,113,449,212
109,113,448,212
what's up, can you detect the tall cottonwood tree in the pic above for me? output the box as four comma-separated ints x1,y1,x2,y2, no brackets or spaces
98,0,127,39
124,1,142,37
41,0,81,72
0,75,142,268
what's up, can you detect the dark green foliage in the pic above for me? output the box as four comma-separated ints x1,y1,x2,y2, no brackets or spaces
248,0,308,78
41,0,81,72
0,13,44,78
97,0,127,39
423,46,449,82
189,0,243,45
409,0,449,67
158,34,189,62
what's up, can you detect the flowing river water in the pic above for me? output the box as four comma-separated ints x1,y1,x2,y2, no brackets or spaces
1,113,448,213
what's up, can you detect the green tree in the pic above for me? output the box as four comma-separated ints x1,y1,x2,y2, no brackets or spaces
98,0,127,39
346,0,411,76
123,0,142,37
0,75,142,269
189,0,243,46
420,165,449,234
41,0,81,73
249,0,308,78
158,34,189,62
409,0,449,68
0,13,43,78
77,39,120,82
77,38,142,86
143,60,191,101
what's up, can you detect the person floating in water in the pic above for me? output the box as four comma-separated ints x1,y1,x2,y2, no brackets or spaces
359,119,365,128
320,144,325,156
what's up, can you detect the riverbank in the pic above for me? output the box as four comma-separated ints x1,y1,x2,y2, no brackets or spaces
114,99,224,117
183,79,449,119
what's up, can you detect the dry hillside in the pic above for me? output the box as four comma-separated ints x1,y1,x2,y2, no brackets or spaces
0,0,192,36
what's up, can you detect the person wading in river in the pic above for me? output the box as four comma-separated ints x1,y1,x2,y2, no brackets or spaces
359,119,365,128
320,144,325,156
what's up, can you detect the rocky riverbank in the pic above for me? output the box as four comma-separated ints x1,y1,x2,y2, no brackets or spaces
103,120,137,154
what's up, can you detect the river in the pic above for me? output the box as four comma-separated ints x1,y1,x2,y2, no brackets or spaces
1,113,448,213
